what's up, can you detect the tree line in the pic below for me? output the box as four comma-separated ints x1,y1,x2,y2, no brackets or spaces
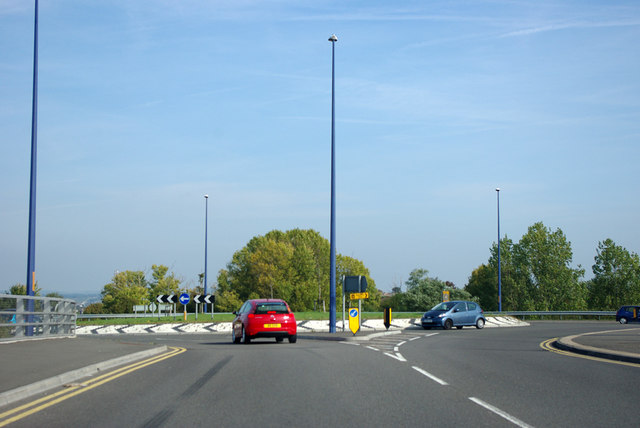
5,224,639,314
465,222,640,311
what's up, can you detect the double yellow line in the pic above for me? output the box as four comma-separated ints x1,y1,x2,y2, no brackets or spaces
0,346,186,427
540,338,640,368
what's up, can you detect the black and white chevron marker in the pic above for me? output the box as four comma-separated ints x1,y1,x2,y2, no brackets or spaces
193,294,214,304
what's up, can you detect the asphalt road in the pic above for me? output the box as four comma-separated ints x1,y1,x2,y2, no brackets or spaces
3,322,639,427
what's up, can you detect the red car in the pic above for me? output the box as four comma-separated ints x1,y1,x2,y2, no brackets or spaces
232,299,297,344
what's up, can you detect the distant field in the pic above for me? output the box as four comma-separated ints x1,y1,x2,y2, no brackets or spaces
76,311,424,326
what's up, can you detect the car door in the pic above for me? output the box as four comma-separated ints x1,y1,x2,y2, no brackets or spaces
233,301,250,336
467,302,480,324
450,302,468,325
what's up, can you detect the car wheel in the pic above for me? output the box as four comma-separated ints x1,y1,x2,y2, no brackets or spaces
232,327,241,344
242,326,251,344
288,334,297,343
620,317,628,324
443,319,453,330
476,318,485,329
276,337,284,343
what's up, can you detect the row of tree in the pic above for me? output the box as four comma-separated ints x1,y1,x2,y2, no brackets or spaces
465,222,640,311
5,224,639,314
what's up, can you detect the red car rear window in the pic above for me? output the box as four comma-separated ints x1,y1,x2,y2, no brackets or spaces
255,303,289,314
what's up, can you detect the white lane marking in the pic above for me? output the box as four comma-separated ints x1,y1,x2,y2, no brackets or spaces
397,340,407,347
384,352,407,362
411,366,449,386
394,346,399,352
339,341,360,346
366,346,380,351
468,397,534,428
425,333,438,337
409,336,420,341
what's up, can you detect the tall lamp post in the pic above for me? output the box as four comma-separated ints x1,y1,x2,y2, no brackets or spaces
328,34,338,333
496,188,502,312
25,0,39,338
204,194,209,312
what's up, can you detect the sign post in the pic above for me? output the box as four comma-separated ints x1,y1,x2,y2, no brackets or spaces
343,276,368,331
384,307,392,330
157,295,176,319
179,293,190,321
194,294,215,320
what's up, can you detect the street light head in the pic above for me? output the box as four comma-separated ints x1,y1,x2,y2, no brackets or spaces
328,34,338,42
204,194,208,199
496,188,500,192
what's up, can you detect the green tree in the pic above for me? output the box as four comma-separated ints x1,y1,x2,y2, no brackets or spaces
401,269,452,311
218,229,379,311
101,270,148,313
469,236,521,311
45,292,65,298
339,254,381,311
6,283,41,296
512,222,585,310
587,239,640,309
83,302,104,314
148,264,181,302
465,264,498,311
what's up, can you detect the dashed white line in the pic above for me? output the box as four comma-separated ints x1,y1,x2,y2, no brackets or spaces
469,397,534,428
397,341,407,347
411,366,449,386
366,346,380,351
339,341,360,346
409,336,420,341
424,333,438,337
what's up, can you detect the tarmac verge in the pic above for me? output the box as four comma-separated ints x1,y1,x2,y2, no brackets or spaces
0,345,167,408
555,328,640,364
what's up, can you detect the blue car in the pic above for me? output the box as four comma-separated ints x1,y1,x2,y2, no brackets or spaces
421,301,486,330
616,306,640,324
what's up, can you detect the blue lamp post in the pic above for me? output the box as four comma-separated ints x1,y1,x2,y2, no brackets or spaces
328,34,338,333
204,194,208,312
496,188,502,312
25,0,39,337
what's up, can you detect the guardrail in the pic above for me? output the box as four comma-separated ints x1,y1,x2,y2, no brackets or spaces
485,311,616,320
0,294,76,342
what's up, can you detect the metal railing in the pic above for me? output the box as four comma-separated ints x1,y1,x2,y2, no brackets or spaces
485,311,616,320
0,294,76,342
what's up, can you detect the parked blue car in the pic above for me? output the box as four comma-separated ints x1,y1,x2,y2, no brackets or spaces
421,301,486,330
616,306,640,324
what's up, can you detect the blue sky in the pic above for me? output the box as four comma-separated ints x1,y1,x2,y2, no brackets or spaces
1,0,639,295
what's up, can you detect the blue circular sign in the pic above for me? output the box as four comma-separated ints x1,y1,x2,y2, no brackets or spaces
349,309,358,317
179,293,190,305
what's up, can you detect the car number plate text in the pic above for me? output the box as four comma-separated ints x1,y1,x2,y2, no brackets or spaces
264,323,281,328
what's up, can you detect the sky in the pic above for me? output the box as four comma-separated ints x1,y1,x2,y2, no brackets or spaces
1,0,639,296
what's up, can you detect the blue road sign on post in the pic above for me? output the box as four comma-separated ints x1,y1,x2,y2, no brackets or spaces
179,293,190,305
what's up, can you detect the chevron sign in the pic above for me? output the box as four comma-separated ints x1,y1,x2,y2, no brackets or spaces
193,294,214,304
156,294,176,304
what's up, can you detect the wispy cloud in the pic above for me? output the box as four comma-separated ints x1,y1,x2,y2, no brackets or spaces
500,19,640,38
